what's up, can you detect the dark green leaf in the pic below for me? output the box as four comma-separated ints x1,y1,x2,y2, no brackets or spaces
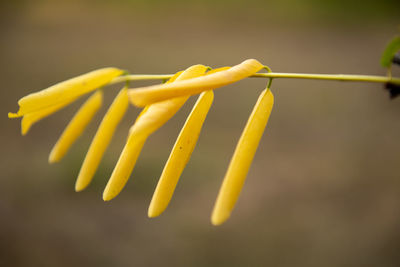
381,36,400,68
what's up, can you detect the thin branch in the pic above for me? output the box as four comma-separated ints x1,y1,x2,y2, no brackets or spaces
111,72,400,86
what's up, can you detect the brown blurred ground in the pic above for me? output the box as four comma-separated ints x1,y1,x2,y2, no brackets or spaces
1,0,400,266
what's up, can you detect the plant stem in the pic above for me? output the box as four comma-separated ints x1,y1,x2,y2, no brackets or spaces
110,73,400,85
252,73,400,84
109,75,172,85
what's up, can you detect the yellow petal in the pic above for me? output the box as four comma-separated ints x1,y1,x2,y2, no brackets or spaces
21,95,80,135
211,88,274,225
10,68,122,117
102,133,147,201
75,88,129,192
103,65,208,201
49,91,103,163
8,112,20,118
148,90,214,218
128,59,263,107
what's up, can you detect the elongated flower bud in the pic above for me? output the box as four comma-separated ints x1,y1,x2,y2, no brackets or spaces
9,68,122,117
102,133,147,201
211,88,274,225
21,95,80,135
148,90,214,218
49,91,103,163
103,65,208,201
128,59,263,107
75,88,129,192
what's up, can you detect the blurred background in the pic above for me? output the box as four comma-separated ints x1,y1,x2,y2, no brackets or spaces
1,0,400,266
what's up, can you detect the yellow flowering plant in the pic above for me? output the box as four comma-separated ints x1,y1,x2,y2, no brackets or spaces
8,38,400,225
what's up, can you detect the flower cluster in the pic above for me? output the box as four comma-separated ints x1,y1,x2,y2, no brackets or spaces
9,59,274,225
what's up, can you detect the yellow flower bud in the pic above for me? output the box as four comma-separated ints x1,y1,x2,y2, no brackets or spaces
75,88,129,192
211,88,274,225
148,90,214,218
9,68,122,117
49,91,103,163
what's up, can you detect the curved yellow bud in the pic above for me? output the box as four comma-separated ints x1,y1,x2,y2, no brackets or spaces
21,96,80,135
49,91,103,163
103,65,208,201
75,88,129,192
148,90,214,218
102,133,147,201
128,59,263,107
211,88,274,226
9,68,122,117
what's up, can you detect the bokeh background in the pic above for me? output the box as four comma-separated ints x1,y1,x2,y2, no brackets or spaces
1,0,400,266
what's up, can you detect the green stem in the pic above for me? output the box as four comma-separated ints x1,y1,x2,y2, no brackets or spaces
110,73,400,85
109,75,173,85
252,72,400,84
